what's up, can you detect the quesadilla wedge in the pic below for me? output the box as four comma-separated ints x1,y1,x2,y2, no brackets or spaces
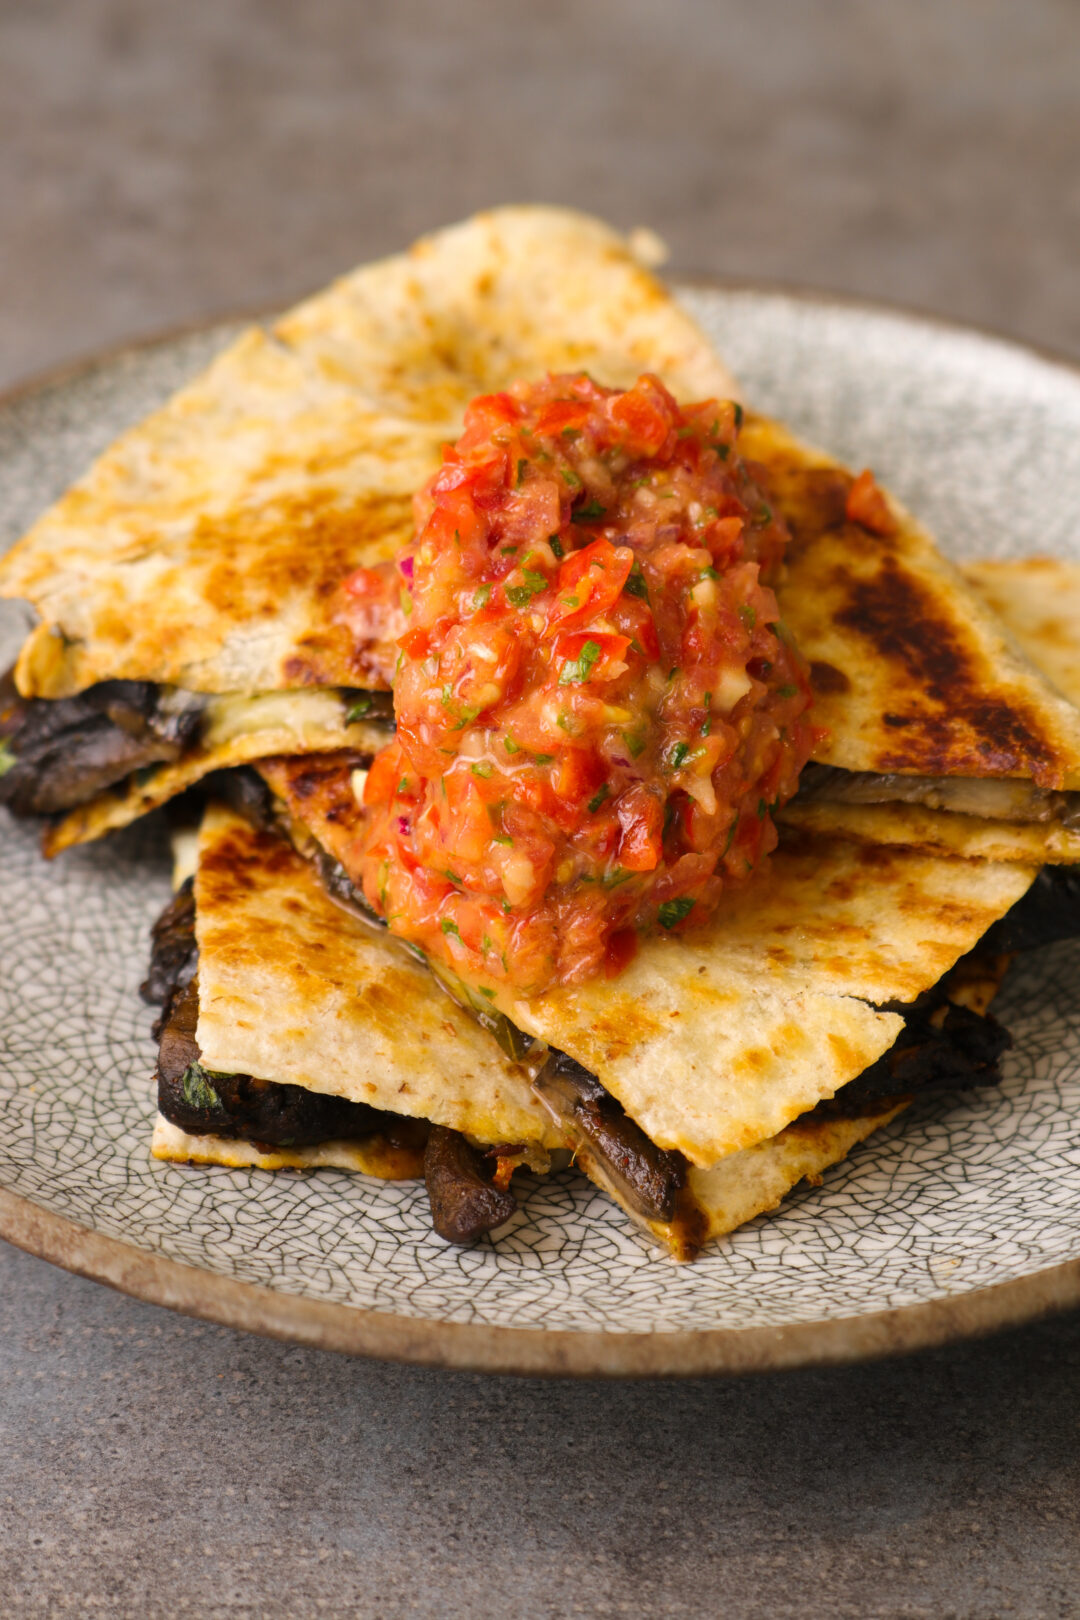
151,789,1030,1259
254,751,1034,1167
778,554,1080,864
713,415,1080,864
0,207,735,851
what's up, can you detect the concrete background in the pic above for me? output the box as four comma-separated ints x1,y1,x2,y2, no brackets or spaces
2,1,1080,1614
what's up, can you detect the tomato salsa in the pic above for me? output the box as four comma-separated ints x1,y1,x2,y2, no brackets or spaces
350,373,816,995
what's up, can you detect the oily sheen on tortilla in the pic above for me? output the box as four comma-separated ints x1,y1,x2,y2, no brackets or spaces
192,803,559,1151
258,754,1035,1170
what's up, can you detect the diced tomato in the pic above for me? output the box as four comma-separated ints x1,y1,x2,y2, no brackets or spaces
846,469,897,536
351,370,817,995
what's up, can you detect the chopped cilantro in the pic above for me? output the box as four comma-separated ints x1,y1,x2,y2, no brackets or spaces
738,603,756,630
472,583,492,609
603,867,634,889
623,568,649,601
442,868,462,886
344,693,373,722
561,469,582,489
756,503,773,524
658,897,695,930
505,569,548,608
558,640,602,685
180,1062,225,1113
711,442,730,459
734,403,744,429
622,729,647,759
492,833,514,846
757,798,768,819
576,500,606,521
776,683,798,698
503,737,520,754
440,918,461,939
471,761,494,779
669,742,689,772
532,752,554,765
549,533,565,559
501,545,519,555
516,457,528,486
587,784,610,813
478,986,495,998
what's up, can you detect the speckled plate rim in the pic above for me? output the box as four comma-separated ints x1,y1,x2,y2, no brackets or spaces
4,282,1080,1379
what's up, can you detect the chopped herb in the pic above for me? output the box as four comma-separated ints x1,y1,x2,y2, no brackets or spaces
603,867,634,889
623,729,647,759
561,426,580,441
623,568,650,601
587,784,610,813
561,594,581,609
478,986,495,998
472,583,491,609
558,639,602,685
698,566,720,582
492,833,514,846
516,458,528,486
669,741,689,772
629,637,645,656
505,569,548,608
501,545,519,555
503,737,520,754
757,798,768,819
556,712,574,734
561,469,582,489
400,588,412,616
738,603,756,630
481,935,493,954
532,752,554,765
345,693,373,722
576,500,606,521
776,683,798,698
180,1062,224,1113
676,425,696,439
701,692,712,737
722,818,739,856
471,761,494,779
756,503,773,524
658,897,695,930
442,868,463,886
549,533,565,559
500,898,512,914
668,666,680,682
440,918,461,939
734,403,744,429
663,800,678,838
397,777,410,794
711,442,730,459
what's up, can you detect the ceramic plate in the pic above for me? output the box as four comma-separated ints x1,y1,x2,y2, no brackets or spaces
2,286,1080,1378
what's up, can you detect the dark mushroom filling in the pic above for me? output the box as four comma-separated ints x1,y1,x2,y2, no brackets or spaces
423,1127,518,1244
141,878,424,1154
0,665,205,817
0,666,390,821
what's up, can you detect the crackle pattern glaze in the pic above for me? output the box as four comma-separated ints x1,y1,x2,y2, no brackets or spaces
2,291,1080,1335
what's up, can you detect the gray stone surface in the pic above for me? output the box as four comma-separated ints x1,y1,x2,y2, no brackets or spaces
2,1,1080,1614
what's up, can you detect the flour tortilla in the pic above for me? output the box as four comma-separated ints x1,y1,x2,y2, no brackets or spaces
2,208,734,702
259,755,1034,1169
778,553,1080,861
740,414,1080,791
151,1112,425,1180
192,803,559,1151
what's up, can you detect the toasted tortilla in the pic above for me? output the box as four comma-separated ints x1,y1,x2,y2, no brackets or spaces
192,803,559,1150
740,414,1080,790
260,754,1034,1169
499,840,1032,1166
778,554,1080,861
962,558,1080,707
151,1112,425,1180
2,207,734,702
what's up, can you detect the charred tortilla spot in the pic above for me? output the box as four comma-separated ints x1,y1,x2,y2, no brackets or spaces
809,660,850,695
833,557,1060,784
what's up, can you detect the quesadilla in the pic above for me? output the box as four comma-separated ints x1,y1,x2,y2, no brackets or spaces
778,551,1080,864
151,787,1035,1259
741,420,1080,858
0,207,734,853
